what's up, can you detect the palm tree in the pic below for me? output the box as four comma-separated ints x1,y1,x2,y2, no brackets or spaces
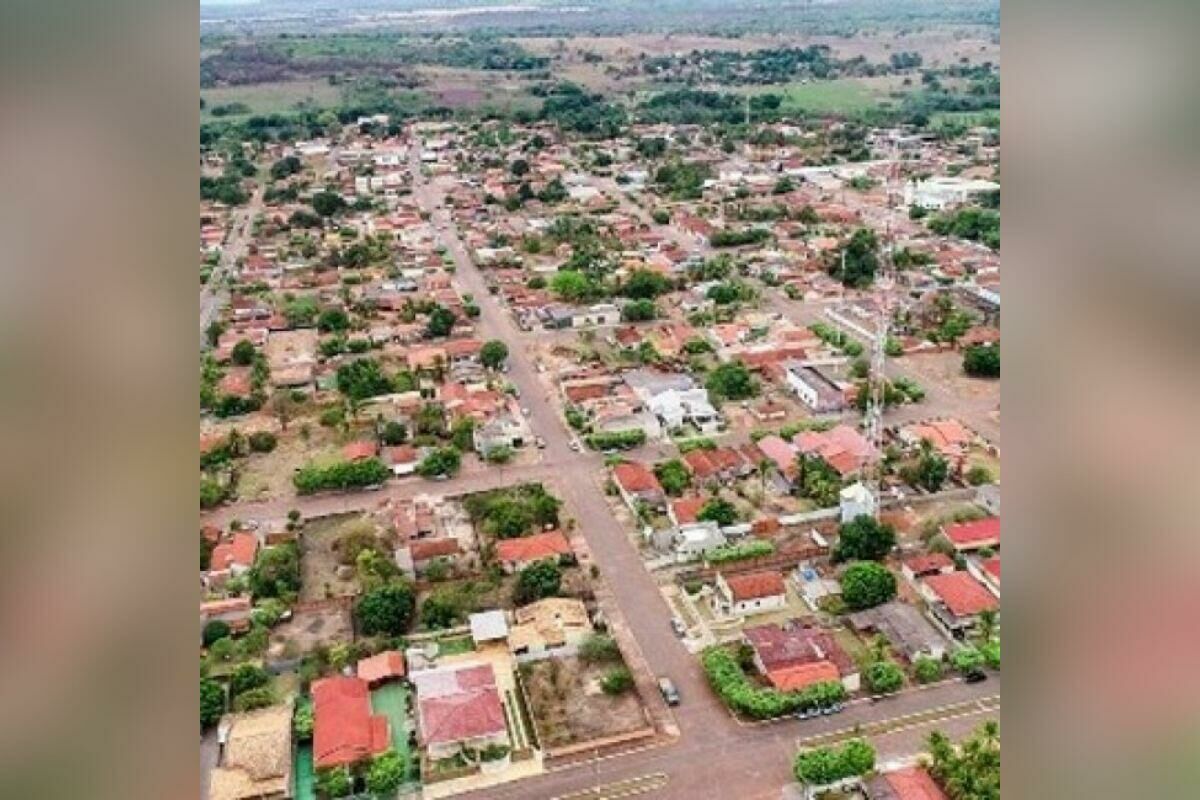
757,458,773,496
977,609,998,643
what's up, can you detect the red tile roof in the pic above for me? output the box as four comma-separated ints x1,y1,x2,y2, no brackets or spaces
409,538,461,562
383,445,419,466
945,517,1000,549
312,676,390,768
357,651,406,684
342,440,380,462
924,572,999,617
415,664,507,747
744,622,853,674
881,767,949,800
756,435,798,476
495,530,571,566
200,596,251,619
903,553,954,576
981,556,1000,584
723,570,786,602
613,462,663,495
670,496,707,525
767,661,841,692
209,532,258,571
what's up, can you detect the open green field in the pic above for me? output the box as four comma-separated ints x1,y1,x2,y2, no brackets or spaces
774,79,883,115
201,80,342,120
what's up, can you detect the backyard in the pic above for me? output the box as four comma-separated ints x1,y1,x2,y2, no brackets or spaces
521,656,648,749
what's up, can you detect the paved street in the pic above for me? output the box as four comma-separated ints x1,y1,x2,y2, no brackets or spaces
200,186,263,346
200,156,1000,800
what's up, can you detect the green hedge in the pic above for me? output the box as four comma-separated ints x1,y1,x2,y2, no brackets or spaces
701,646,846,720
587,429,646,451
706,540,775,565
293,459,389,495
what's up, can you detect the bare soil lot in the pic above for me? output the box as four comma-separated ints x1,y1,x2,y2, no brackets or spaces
298,512,387,602
521,656,647,749
271,604,353,655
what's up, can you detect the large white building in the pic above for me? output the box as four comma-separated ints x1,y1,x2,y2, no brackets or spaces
904,176,1000,210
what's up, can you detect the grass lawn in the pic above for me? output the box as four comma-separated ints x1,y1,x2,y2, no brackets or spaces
201,80,342,121
435,635,476,657
763,79,883,116
371,682,420,785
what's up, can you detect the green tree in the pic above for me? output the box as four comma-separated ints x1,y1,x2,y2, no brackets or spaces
621,298,658,322
355,581,417,636
514,559,562,605
865,660,905,694
293,704,314,740
312,191,346,217
951,645,986,674
336,358,393,401
425,306,456,338
230,339,256,365
840,561,898,610
831,228,879,288
550,270,600,302
366,750,407,796
380,420,408,445
229,664,270,698
914,656,945,684
621,269,673,299
698,497,739,526
202,619,232,647
317,766,352,798
450,417,476,451
963,344,1000,377
654,460,692,496
248,543,301,600
705,360,758,402
421,594,460,629
417,447,461,478
200,677,226,729
834,515,897,562
914,440,950,491
480,340,509,370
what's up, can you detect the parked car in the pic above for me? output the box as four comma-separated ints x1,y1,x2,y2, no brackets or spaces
964,668,988,683
569,440,581,452
535,436,546,449
670,617,686,637
658,677,680,706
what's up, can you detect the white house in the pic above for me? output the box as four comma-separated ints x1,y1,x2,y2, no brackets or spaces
904,176,1000,211
783,361,847,413
572,303,621,328
839,482,875,523
647,388,722,435
673,522,727,563
712,570,787,617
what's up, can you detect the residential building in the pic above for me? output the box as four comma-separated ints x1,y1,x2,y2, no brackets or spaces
673,521,727,563
494,530,572,574
356,651,406,688
210,704,293,800
612,461,666,510
312,676,390,769
712,570,787,618
920,571,999,638
782,361,847,413
943,517,1000,552
795,424,874,478
413,662,509,761
509,598,592,658
468,610,510,647
865,766,949,800
383,445,420,477
901,553,955,583
647,388,722,435
846,601,949,662
743,620,860,692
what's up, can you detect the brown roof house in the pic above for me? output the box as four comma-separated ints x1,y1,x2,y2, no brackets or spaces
210,704,293,800
712,570,787,618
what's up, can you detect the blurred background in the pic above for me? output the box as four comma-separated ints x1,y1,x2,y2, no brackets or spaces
0,0,1197,797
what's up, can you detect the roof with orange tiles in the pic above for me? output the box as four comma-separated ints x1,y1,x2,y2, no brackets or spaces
767,661,841,692
414,663,506,747
409,538,461,562
312,676,390,768
981,556,1000,584
342,440,379,462
210,532,259,572
356,651,406,684
903,552,954,576
495,530,571,566
874,767,950,800
924,571,999,617
723,570,786,602
612,461,663,495
944,517,1000,549
670,496,707,525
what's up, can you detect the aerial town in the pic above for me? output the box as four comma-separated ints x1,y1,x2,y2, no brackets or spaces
199,2,1000,798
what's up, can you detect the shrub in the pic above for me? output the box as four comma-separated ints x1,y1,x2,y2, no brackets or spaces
586,429,646,451
864,661,905,694
966,465,993,485
233,685,277,712
601,667,634,695
248,431,277,453
706,540,774,564
229,664,270,698
294,459,390,494
202,620,232,647
697,498,739,526
416,448,462,478
579,634,621,664
380,421,408,445
701,646,846,720
951,645,986,673
293,705,314,740
513,559,562,605
914,656,944,684
793,739,876,786
366,751,407,795
200,677,225,729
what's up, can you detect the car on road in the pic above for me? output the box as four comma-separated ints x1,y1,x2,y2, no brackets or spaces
963,668,988,683
535,436,546,449
658,677,680,706
670,617,686,637
521,407,531,417
569,440,581,452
